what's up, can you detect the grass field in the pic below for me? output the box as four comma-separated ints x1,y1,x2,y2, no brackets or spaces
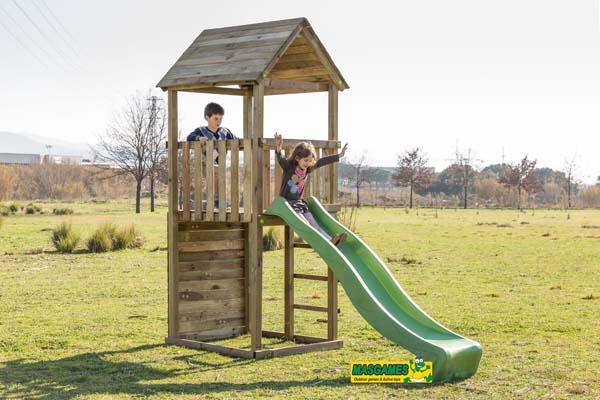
1,200,599,399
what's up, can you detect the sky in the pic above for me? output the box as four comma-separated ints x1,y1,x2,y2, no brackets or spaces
1,0,599,182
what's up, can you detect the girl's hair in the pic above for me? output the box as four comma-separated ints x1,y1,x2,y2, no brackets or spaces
287,142,317,166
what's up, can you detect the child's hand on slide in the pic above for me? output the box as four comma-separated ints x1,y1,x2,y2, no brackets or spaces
274,132,283,150
339,143,348,157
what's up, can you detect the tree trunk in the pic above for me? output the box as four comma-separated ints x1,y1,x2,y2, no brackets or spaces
409,184,414,209
135,178,142,214
567,177,572,208
150,173,155,212
463,182,468,209
517,185,522,210
356,182,361,208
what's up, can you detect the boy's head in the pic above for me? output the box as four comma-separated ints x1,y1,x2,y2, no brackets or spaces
204,102,225,131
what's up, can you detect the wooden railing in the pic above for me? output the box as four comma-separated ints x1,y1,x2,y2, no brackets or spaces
174,138,340,222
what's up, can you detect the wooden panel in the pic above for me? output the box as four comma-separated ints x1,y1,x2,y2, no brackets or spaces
200,23,300,41
293,304,328,313
178,317,245,335
268,66,328,80
271,60,322,71
205,141,214,220
193,142,203,221
167,90,179,338
178,257,245,272
300,26,348,90
194,31,291,48
201,18,304,36
179,308,246,325
178,221,243,230
176,326,247,341
179,278,245,293
182,142,191,221
178,239,244,253
277,52,319,63
178,228,244,242
178,297,245,314
179,267,244,281
178,249,245,262
179,288,245,302
283,45,313,55
230,140,240,221
261,138,339,149
263,146,271,207
242,138,252,222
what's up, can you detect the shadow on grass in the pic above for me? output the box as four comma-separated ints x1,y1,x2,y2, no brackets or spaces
0,343,441,398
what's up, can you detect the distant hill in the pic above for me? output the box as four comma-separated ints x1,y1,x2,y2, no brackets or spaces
0,131,91,157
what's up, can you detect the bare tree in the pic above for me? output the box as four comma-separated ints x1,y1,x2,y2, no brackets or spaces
562,155,578,209
145,95,167,212
346,151,369,208
392,148,432,208
94,93,153,213
498,155,539,210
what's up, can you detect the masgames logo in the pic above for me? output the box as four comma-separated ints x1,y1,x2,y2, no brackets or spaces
350,358,433,383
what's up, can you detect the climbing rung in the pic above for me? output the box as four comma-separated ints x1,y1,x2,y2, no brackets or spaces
293,273,328,282
293,304,328,313
293,242,312,249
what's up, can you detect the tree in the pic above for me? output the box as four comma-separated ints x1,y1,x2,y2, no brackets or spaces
94,93,153,213
498,155,539,210
392,148,432,208
345,151,369,208
145,95,167,212
562,155,578,208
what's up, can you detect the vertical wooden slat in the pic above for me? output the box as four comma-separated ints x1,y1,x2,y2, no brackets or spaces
218,141,227,221
274,147,283,199
167,90,178,339
205,140,214,221
249,82,264,352
230,140,240,222
263,145,271,207
182,142,191,221
313,147,321,200
284,225,294,339
243,87,252,139
242,139,252,222
322,147,331,204
328,85,339,204
193,142,203,221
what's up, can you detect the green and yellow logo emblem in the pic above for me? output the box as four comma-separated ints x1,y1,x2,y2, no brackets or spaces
350,358,433,383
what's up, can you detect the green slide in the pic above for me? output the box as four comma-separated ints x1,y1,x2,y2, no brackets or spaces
264,196,482,383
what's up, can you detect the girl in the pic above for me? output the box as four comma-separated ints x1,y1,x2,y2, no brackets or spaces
274,132,349,247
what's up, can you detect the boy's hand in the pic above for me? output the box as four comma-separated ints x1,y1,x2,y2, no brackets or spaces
339,143,348,158
197,136,207,142
274,132,282,151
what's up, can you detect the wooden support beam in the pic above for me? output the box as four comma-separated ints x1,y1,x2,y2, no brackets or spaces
293,304,328,313
260,138,339,149
293,242,312,249
284,225,294,339
254,340,343,359
181,87,245,96
167,90,179,338
264,78,328,94
328,268,338,340
328,84,339,205
249,82,264,352
166,337,254,358
293,273,327,282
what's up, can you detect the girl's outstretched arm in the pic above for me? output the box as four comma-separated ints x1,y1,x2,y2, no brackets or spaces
313,143,348,170
274,132,290,169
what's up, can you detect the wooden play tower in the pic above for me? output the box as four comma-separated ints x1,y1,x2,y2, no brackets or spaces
157,18,349,358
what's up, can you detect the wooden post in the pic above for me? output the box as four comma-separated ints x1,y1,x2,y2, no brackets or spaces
243,91,252,334
249,82,264,352
167,90,179,339
328,84,339,203
284,225,294,339
327,84,339,340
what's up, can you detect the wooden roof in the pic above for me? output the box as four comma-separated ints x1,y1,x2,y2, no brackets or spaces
157,18,348,91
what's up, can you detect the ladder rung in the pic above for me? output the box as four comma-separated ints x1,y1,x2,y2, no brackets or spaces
293,242,312,248
293,273,328,281
293,304,328,313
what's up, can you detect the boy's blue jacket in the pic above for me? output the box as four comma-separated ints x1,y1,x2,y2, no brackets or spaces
186,126,237,141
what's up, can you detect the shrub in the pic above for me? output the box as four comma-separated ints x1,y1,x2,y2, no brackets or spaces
53,208,74,215
86,223,116,253
262,227,282,251
25,206,36,214
51,222,80,253
8,203,19,213
0,207,9,216
112,224,139,250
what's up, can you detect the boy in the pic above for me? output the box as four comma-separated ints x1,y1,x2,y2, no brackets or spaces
186,102,237,209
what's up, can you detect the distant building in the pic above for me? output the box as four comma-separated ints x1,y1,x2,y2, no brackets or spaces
0,153,82,165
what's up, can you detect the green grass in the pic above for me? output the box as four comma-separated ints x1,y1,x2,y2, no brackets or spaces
0,200,599,399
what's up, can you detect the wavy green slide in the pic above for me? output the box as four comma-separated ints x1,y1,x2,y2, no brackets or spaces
264,196,482,382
